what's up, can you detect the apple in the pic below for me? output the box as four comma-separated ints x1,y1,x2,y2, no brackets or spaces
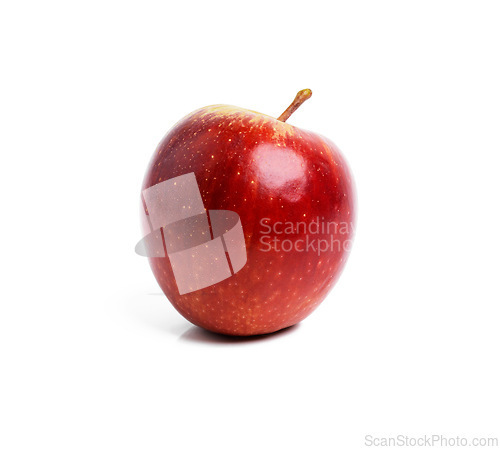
139,89,356,336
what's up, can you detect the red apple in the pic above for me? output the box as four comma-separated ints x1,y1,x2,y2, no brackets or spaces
140,89,356,336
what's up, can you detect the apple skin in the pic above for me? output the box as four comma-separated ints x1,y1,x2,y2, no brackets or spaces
142,105,355,336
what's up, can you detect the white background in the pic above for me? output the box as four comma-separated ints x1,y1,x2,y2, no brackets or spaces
1,1,499,449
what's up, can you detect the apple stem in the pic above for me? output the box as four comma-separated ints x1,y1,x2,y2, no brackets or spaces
277,89,312,122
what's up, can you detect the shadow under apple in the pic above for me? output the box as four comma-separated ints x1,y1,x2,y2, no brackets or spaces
178,322,301,345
